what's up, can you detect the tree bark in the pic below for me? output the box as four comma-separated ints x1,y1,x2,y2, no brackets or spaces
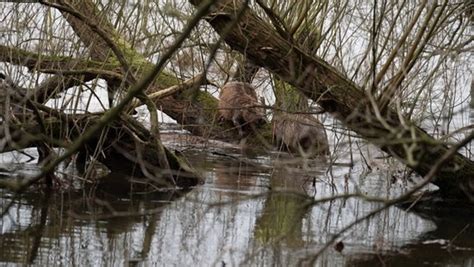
189,0,474,199
0,112,202,189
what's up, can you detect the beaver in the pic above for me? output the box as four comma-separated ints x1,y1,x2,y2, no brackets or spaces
273,113,330,156
218,82,265,137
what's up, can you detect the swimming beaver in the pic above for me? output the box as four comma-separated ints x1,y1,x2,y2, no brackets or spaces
218,82,265,137
273,113,330,156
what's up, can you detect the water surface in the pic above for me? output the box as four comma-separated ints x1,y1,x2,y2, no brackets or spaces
0,139,473,266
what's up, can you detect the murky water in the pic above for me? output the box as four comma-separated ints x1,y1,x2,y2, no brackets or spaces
1,136,473,267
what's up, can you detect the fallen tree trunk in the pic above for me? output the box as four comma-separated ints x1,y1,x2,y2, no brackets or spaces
77,115,202,188
37,0,248,140
0,112,202,190
189,0,474,199
1,0,241,190
1,70,201,189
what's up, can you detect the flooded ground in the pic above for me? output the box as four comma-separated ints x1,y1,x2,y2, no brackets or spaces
1,130,473,267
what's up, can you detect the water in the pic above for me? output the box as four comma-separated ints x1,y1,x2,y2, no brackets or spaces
1,138,473,267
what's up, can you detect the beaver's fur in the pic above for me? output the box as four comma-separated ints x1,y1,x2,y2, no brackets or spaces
273,113,329,156
218,82,265,137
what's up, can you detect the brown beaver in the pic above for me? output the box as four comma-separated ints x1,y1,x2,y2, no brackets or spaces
273,113,330,156
218,82,265,137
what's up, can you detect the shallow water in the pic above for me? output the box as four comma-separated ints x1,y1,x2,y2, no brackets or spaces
1,140,473,267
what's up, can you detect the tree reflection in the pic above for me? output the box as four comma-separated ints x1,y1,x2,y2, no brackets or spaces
0,171,186,265
250,160,326,265
347,216,474,266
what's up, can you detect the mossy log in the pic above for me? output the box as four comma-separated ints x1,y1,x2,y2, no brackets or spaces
40,0,271,143
0,0,273,188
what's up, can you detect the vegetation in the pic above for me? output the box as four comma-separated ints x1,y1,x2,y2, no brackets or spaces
0,0,473,264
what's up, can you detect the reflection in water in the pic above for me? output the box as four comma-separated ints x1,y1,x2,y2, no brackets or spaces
0,172,183,266
251,165,317,266
348,218,474,267
0,147,473,266
257,162,324,246
254,191,310,247
26,189,50,264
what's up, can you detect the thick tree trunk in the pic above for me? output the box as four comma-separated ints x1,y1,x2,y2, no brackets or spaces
189,0,474,199
273,78,309,113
